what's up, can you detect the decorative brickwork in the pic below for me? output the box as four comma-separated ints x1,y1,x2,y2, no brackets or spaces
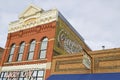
90,48,120,73
51,54,91,74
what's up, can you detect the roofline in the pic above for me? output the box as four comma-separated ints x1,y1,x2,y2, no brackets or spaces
58,12,92,51
19,4,44,18
58,11,84,41
0,47,4,50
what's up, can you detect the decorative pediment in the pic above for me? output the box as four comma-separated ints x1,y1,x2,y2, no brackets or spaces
9,5,58,33
19,4,44,18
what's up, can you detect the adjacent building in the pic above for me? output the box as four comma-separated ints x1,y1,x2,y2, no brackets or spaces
0,47,4,60
0,4,120,80
0,47,4,71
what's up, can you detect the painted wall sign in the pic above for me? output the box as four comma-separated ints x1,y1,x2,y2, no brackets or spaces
58,29,82,53
54,17,83,55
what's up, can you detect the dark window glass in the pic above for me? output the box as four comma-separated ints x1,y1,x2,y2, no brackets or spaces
17,42,25,61
0,72,1,77
1,72,4,77
32,70,37,77
4,72,7,77
27,40,36,60
39,38,48,59
7,44,16,62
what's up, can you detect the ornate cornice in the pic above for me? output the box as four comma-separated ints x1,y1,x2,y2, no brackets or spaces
8,5,58,33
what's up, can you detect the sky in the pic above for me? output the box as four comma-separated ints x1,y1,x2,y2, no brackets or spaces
0,0,120,50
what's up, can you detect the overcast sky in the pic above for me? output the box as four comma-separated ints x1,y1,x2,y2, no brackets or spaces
0,0,120,50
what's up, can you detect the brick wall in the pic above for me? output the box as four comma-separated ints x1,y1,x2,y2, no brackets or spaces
51,53,91,74
90,48,120,73
0,21,56,79
1,21,56,66
51,48,120,74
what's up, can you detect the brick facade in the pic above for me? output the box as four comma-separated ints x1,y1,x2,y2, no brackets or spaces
51,48,120,74
0,21,56,79
51,53,91,74
2,21,56,65
0,4,120,80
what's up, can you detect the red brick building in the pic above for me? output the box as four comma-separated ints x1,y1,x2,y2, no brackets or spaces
1,5,119,80
0,5,90,80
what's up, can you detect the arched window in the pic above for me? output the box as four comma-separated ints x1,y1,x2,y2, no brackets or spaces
27,40,36,60
39,38,48,59
17,42,25,61
7,44,16,62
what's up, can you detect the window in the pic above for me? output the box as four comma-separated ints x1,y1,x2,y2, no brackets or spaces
39,38,48,59
31,70,44,80
19,71,26,80
7,44,16,62
0,72,8,80
0,70,45,80
27,40,36,60
17,42,25,61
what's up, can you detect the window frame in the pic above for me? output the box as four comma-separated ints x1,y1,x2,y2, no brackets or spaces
17,42,25,61
27,40,36,60
39,38,48,59
31,70,45,80
7,44,16,62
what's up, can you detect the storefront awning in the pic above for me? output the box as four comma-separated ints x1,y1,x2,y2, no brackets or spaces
47,73,120,80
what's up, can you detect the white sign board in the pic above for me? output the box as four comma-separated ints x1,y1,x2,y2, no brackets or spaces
82,53,91,69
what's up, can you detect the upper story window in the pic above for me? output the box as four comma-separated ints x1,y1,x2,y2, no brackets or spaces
7,44,16,62
39,38,48,59
27,40,36,60
17,42,25,61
